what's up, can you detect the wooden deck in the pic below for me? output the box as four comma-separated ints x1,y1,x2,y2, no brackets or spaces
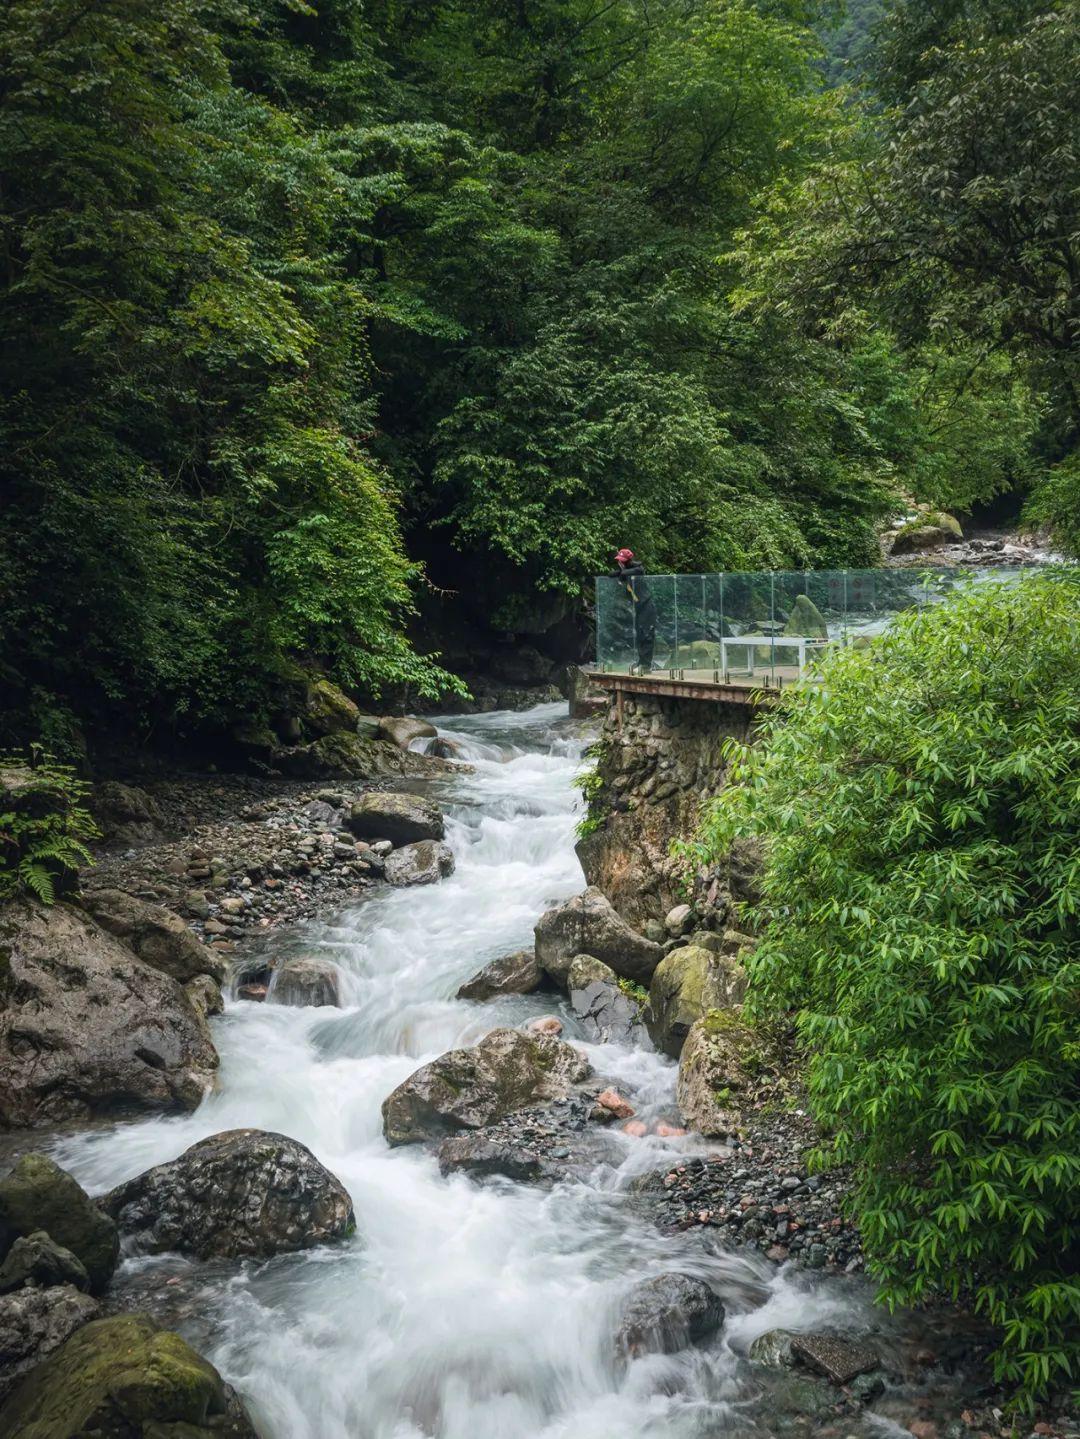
583,667,786,709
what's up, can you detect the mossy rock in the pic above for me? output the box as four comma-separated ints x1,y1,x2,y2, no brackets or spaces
677,1013,754,1136
890,511,963,555
644,947,746,1058
0,1313,259,1438
302,677,360,738
782,594,828,640
0,1156,117,1294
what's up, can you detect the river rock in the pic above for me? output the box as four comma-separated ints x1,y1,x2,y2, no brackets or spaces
80,888,225,984
436,1134,555,1183
534,887,663,987
457,950,544,1001
749,1328,798,1367
346,791,445,845
382,1027,592,1145
269,958,341,1007
0,1285,100,1405
90,780,166,847
302,676,360,736
384,840,455,887
0,1155,118,1293
0,900,218,1127
101,1129,355,1260
186,973,224,1022
791,1332,879,1384
567,955,641,1044
379,716,438,749
0,1312,259,1438
615,1273,725,1358
677,1013,753,1135
664,903,694,936
645,946,747,1058
0,1233,90,1295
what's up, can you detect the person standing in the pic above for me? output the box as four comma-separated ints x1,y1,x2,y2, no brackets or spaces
612,548,657,672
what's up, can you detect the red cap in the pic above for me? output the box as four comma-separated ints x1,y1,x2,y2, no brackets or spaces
615,548,634,564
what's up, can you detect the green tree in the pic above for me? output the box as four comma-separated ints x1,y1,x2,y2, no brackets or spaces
697,571,1080,1402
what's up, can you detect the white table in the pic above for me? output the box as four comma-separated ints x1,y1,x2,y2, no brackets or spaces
719,634,829,676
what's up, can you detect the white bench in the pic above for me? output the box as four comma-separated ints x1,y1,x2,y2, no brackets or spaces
719,634,829,676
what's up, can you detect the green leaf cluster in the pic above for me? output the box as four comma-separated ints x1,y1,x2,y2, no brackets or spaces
0,754,98,905
696,571,1080,1402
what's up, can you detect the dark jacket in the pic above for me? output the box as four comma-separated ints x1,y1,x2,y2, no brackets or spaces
611,560,653,609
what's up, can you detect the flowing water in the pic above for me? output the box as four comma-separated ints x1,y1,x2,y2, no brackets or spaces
55,704,965,1439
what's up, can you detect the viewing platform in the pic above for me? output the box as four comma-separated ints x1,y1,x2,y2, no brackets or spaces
583,564,1032,714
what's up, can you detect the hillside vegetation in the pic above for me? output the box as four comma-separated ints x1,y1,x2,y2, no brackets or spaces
697,570,1080,1403
1,0,1076,752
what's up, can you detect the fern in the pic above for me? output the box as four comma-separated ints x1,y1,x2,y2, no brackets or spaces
0,751,98,904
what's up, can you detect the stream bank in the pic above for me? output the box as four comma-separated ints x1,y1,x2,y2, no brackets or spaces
0,704,1071,1439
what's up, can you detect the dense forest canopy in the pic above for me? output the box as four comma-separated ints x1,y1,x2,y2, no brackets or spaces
1,0,1076,751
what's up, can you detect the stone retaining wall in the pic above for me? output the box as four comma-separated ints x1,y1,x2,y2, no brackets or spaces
574,691,758,928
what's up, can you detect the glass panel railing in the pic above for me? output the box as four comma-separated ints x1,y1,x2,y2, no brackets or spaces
594,567,1039,683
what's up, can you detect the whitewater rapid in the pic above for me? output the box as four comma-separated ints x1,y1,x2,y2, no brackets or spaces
55,703,908,1439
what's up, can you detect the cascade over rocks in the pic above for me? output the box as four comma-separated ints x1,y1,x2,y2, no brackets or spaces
457,949,544,1001
534,887,662,987
101,1129,355,1260
645,945,747,1058
80,888,224,984
0,1313,260,1438
0,900,218,1127
384,840,455,887
677,1014,753,1136
0,1286,100,1405
346,792,445,846
268,957,340,1007
382,1027,592,1145
615,1273,725,1358
0,1154,118,1293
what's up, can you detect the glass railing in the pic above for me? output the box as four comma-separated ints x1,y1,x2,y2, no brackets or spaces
594,567,1030,684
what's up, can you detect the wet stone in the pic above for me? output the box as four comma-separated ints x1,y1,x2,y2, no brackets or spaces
792,1333,880,1385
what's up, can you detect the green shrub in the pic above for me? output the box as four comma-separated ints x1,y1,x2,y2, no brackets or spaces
0,752,97,904
695,571,1080,1404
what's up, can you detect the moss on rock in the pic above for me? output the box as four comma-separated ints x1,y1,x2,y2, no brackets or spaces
0,1313,260,1438
0,1156,117,1294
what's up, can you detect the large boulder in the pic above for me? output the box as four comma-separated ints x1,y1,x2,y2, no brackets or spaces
0,1155,118,1294
782,594,828,639
382,1028,592,1146
89,781,165,847
346,792,445,846
0,1313,259,1438
268,958,340,1008
890,510,963,555
80,889,224,984
567,955,642,1045
302,676,360,736
644,945,747,1058
457,950,544,1002
384,840,455,887
379,716,438,750
534,887,663,988
101,1129,355,1261
677,1013,754,1136
615,1273,725,1359
0,1233,90,1295
0,901,218,1127
0,1286,99,1405
271,733,451,781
